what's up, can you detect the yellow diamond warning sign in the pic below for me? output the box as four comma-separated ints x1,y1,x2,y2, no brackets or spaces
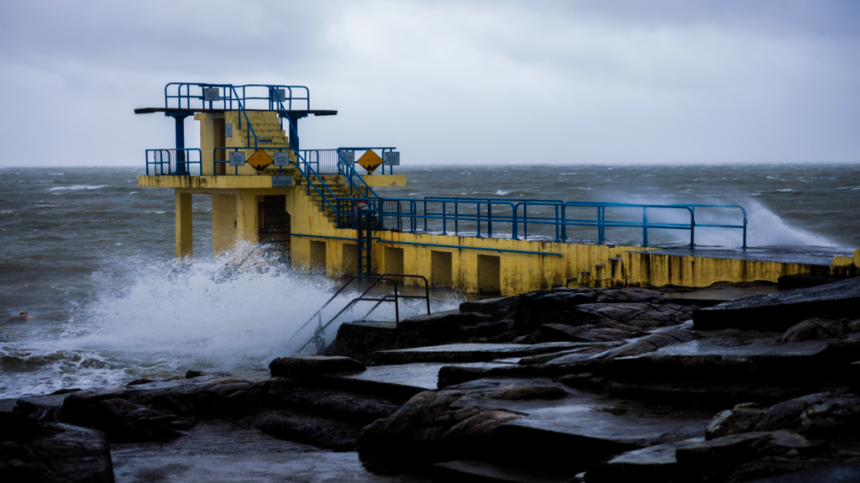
247,149,273,173
357,149,384,174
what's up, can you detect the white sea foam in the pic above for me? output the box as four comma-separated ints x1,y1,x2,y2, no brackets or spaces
775,189,795,192
496,190,511,195
31,249,464,394
48,185,107,191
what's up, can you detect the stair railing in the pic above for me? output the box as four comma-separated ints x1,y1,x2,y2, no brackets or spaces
286,274,431,355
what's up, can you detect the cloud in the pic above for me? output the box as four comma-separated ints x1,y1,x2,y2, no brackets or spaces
0,0,858,166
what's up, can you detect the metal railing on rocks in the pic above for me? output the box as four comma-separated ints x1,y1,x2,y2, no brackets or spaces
286,274,431,354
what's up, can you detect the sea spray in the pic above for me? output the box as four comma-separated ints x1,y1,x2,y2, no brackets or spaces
0,249,462,398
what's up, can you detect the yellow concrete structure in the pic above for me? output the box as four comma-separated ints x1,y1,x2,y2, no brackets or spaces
139,103,860,297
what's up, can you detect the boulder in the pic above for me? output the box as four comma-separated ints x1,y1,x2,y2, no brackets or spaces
782,316,845,342
61,386,128,428
483,383,568,400
706,405,766,440
459,296,517,317
358,389,522,462
0,412,113,483
269,355,366,378
264,386,402,425
694,276,860,331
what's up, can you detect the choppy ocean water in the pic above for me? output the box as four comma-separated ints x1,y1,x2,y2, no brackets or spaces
1,164,858,398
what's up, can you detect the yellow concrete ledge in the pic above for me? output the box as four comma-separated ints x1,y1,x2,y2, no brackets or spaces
833,256,855,267
364,174,407,187
138,175,285,189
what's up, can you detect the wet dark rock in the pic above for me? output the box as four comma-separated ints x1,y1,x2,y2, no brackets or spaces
459,296,517,318
675,430,813,480
358,389,522,463
706,405,766,440
126,379,155,386
567,302,694,329
326,323,399,362
15,393,69,422
782,316,859,342
367,342,580,365
540,323,643,343
483,383,567,400
797,395,860,438
586,437,704,483
244,410,362,451
62,386,128,428
0,412,113,483
694,276,860,331
269,355,366,378
431,459,570,483
399,310,493,337
49,388,82,395
740,461,860,483
755,393,831,432
264,386,402,425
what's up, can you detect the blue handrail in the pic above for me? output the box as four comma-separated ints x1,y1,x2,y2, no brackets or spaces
145,148,202,175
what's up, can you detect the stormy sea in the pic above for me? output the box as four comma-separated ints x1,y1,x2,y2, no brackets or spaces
1,163,858,398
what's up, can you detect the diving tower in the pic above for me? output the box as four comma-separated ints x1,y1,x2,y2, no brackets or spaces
136,83,860,296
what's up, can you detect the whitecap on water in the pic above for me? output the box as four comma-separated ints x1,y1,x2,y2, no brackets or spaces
48,185,107,191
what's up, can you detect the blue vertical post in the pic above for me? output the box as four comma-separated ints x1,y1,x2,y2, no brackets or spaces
287,113,304,151
642,207,649,247
171,113,189,175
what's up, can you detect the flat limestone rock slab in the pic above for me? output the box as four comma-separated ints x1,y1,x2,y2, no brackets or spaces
111,420,428,483
694,276,860,330
331,362,510,394
453,380,710,446
646,338,830,359
446,379,710,472
368,342,584,365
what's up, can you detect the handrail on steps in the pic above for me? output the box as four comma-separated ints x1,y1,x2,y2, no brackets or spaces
287,274,431,354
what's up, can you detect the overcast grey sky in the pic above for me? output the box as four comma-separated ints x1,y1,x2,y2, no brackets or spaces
1,0,858,166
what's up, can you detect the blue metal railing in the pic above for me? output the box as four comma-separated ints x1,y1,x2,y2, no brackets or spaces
145,148,202,175
164,83,310,151
331,197,747,249
165,83,309,112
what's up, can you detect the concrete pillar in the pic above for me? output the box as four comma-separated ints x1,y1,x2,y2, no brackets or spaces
235,190,259,246
212,194,237,256
175,191,193,259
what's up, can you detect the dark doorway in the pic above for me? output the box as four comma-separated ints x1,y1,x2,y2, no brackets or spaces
258,195,291,263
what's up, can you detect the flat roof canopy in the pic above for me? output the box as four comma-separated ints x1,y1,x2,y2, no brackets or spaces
134,107,337,116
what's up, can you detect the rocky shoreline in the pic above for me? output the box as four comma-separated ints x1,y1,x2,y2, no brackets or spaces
3,275,860,482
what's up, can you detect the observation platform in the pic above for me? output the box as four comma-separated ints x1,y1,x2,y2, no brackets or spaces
133,82,860,296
